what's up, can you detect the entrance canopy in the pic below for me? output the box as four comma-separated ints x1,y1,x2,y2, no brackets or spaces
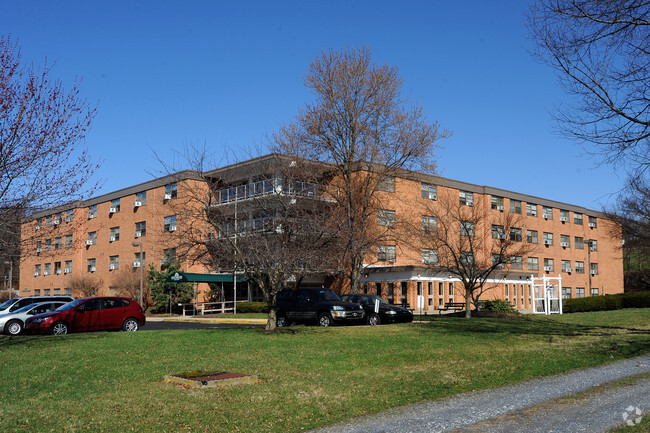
166,272,247,284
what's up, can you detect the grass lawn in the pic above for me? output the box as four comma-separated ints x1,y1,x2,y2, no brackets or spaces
0,309,648,432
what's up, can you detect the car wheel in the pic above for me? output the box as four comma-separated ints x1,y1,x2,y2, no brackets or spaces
276,314,287,327
122,318,139,332
368,313,380,326
52,322,69,335
5,320,23,335
318,313,332,327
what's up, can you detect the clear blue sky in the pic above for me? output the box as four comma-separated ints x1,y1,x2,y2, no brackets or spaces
1,0,623,211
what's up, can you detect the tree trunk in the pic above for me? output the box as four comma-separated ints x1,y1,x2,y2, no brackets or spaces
266,308,277,331
465,289,472,318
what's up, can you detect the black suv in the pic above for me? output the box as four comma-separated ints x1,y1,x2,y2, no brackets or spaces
275,288,365,327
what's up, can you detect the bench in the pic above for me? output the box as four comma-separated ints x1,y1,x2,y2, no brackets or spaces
439,302,465,314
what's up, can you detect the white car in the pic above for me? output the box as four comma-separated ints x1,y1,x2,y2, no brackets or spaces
0,301,68,335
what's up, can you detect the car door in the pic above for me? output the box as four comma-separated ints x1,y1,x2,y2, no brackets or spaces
298,290,318,322
101,298,128,330
74,298,104,331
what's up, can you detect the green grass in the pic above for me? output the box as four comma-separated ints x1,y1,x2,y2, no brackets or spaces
1,309,649,432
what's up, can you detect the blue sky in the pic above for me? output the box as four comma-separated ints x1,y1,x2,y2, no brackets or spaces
1,1,622,211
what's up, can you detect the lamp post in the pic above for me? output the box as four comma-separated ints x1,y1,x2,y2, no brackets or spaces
4,261,12,295
132,242,144,305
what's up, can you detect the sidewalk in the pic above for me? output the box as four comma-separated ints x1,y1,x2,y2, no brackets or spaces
146,315,267,325
309,354,650,433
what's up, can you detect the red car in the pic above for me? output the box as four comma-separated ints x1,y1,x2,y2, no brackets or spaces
25,297,146,335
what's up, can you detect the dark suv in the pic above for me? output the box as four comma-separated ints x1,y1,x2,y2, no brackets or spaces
275,288,365,327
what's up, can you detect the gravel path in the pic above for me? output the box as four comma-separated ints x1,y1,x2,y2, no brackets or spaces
309,354,650,433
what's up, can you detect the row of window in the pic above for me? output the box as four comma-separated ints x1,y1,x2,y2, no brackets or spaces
491,225,598,250
33,249,176,276
34,183,178,228
32,288,72,296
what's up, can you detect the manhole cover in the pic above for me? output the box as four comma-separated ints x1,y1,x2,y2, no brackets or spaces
164,371,260,389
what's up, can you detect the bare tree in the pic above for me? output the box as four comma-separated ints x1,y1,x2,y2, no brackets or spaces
109,267,152,312
0,36,100,260
407,193,534,318
272,46,450,295
528,1,650,176
69,274,103,298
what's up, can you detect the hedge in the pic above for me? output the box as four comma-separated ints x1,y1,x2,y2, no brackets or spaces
235,302,269,313
563,291,650,313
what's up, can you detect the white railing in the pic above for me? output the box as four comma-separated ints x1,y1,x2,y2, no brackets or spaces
179,301,237,316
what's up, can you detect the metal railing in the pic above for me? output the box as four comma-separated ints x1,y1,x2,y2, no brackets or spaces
179,301,237,316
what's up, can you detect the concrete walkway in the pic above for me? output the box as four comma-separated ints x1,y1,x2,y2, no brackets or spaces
309,354,650,433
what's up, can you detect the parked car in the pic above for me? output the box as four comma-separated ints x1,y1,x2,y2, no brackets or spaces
0,301,69,335
275,288,365,327
25,297,145,335
0,296,74,315
339,294,414,325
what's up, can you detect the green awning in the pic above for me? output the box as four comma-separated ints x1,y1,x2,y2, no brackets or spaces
166,272,248,283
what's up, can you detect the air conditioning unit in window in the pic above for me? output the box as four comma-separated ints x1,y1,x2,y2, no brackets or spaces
109,207,117,213
560,242,569,248
163,193,172,200
169,225,177,232
467,202,474,207
560,217,568,222
34,272,39,277
64,269,70,274
543,240,552,245
35,225,41,231
590,246,597,252
590,270,598,275
109,236,116,242
36,247,42,253
133,201,142,207
43,271,50,276
89,267,96,272
430,194,438,200
543,266,552,272
88,214,95,219
589,222,596,228
55,270,61,275
497,206,505,211
497,235,507,240
53,219,60,225
566,268,573,273
132,261,141,268
134,231,142,238
109,264,116,270
85,240,95,246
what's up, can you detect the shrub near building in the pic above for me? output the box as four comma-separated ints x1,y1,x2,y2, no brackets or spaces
563,291,650,313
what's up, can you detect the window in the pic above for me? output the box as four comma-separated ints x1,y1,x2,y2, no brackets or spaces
378,176,395,192
588,216,597,228
87,259,96,272
421,215,437,232
44,289,51,296
135,191,147,206
510,227,522,242
561,234,570,248
510,199,521,214
460,252,474,266
492,254,505,267
422,249,438,265
575,237,584,249
543,232,553,246
165,182,178,199
377,209,396,227
87,231,97,245
574,212,583,225
527,257,539,271
88,204,97,219
526,203,537,217
377,245,396,262
65,288,72,296
591,288,599,296
561,260,572,272
492,225,506,239
527,230,538,244
134,251,146,266
64,260,72,274
66,209,74,223
576,287,585,298
110,198,121,213
44,263,52,276
421,183,437,200
109,255,119,270
54,288,61,295
110,227,120,242
560,209,569,222
491,196,504,210
34,289,41,296
590,263,598,275
542,206,553,219
135,221,146,237
34,264,41,276
163,248,177,264
575,261,585,274
164,215,178,232
35,217,43,230
459,190,474,206
45,239,52,251
544,258,554,272
510,256,523,270
65,234,73,248
36,241,42,253
460,221,474,236
54,262,61,275
562,287,572,299
589,239,598,251
54,237,62,250
46,215,53,227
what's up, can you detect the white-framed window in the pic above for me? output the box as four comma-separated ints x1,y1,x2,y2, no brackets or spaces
64,261,72,274
165,182,178,199
588,216,597,228
421,215,437,232
66,209,74,223
561,260,572,272
492,224,506,239
560,209,569,222
527,230,538,244
590,263,598,275
591,288,599,296
134,251,146,266
35,217,43,230
109,255,119,270
421,183,437,200
576,287,585,298
562,287,572,299
377,245,396,262
135,221,146,237
527,257,539,271
510,227,522,242
88,204,97,219
510,256,523,269
54,237,62,250
87,258,96,272
561,234,570,248
422,249,438,265
459,190,474,206
526,203,537,217
44,263,52,276
135,191,147,206
544,258,554,272
34,264,41,277
575,236,584,249
575,261,585,274
110,227,120,242
543,232,553,245
492,254,505,266
45,239,52,251
377,209,396,227
491,196,504,210
65,234,73,248
54,262,61,275
378,176,395,192
542,206,553,219
110,198,121,213
574,212,583,225
460,221,474,236
164,215,178,232
589,239,598,251
510,199,521,214
87,231,97,245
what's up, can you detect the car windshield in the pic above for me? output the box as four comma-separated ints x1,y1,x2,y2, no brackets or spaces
317,290,340,301
359,296,388,306
0,299,18,309
14,303,43,314
56,299,85,311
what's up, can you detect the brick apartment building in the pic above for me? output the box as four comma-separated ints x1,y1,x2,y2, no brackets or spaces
18,154,623,312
